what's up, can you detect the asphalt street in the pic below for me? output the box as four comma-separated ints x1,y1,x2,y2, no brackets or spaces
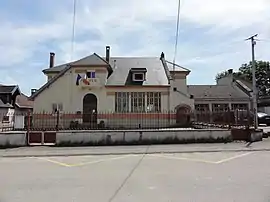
1,151,270,202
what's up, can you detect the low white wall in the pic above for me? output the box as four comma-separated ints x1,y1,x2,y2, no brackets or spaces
56,129,231,144
0,132,27,146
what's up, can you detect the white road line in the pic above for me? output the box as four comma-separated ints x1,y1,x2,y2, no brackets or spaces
34,157,72,167
33,154,139,167
214,152,254,164
70,155,137,167
150,154,217,164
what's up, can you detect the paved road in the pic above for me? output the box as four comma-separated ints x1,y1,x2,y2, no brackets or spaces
1,151,270,202
2,139,270,157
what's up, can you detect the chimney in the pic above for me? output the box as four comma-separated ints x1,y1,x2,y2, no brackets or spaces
228,69,233,74
113,59,117,69
106,46,110,63
31,89,37,96
160,52,165,60
49,52,55,68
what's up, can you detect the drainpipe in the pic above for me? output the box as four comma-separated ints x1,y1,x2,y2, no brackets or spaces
168,86,171,126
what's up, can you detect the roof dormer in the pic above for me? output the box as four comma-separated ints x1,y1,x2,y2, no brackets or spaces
130,68,147,82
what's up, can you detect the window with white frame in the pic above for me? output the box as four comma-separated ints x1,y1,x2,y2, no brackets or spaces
132,73,144,81
52,103,63,113
195,104,209,112
115,92,129,112
212,104,229,112
131,92,145,112
114,92,162,112
231,103,248,111
146,92,161,112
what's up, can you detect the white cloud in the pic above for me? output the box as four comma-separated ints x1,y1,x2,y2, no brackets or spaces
0,0,270,94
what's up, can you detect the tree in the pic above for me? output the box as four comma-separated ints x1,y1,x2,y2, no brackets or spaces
215,60,270,96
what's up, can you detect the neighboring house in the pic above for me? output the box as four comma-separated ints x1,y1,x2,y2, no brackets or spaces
187,85,251,112
15,93,34,114
189,69,251,112
187,69,252,123
30,47,194,128
216,69,270,114
0,85,33,129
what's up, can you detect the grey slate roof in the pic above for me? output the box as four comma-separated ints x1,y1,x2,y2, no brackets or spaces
15,94,33,109
187,85,250,99
106,57,169,86
0,98,12,108
0,85,18,94
42,54,111,74
42,63,70,73
31,54,175,100
72,54,110,66
42,58,190,74
30,53,112,100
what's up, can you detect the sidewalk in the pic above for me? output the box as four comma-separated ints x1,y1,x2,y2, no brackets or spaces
1,139,270,157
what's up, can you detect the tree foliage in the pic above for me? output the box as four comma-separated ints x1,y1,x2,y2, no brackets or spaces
215,60,270,96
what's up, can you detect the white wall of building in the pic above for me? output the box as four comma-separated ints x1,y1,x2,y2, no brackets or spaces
34,66,194,113
169,73,194,110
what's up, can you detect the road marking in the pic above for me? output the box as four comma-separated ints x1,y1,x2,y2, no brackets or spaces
35,157,72,167
34,154,138,167
214,152,254,164
150,154,217,164
70,155,136,167
150,152,254,165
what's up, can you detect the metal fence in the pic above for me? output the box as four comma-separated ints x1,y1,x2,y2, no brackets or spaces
0,109,252,131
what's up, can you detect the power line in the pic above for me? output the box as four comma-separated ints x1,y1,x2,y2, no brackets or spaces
172,0,182,75
71,0,77,61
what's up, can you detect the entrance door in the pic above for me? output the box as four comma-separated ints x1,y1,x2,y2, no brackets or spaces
176,105,191,126
83,94,97,127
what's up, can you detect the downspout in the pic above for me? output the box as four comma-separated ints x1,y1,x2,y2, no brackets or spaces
69,65,73,111
168,85,171,126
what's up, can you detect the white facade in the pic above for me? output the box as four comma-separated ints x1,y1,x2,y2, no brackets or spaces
33,67,193,113
31,51,194,129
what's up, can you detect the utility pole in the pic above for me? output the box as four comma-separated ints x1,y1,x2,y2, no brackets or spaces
246,34,258,129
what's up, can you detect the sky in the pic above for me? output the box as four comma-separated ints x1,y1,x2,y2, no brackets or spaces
0,0,270,95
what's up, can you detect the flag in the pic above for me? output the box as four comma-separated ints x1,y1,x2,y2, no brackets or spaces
76,74,82,86
82,78,90,85
82,73,90,85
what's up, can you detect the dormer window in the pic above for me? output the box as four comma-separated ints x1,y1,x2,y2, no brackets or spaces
133,73,144,81
130,68,147,82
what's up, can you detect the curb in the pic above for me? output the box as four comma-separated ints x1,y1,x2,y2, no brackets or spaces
1,148,270,158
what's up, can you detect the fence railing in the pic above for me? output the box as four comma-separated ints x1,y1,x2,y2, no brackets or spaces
0,109,253,131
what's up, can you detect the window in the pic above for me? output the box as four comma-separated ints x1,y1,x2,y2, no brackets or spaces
114,91,162,112
195,104,209,112
146,92,161,112
231,103,248,111
52,103,63,113
131,92,145,112
2,116,9,123
212,104,229,112
132,73,144,81
86,71,96,78
115,92,129,112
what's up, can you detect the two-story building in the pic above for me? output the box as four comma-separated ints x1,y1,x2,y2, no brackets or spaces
30,46,194,129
